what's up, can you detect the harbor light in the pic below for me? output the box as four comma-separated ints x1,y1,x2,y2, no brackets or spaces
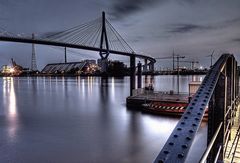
1,65,15,74
9,68,15,73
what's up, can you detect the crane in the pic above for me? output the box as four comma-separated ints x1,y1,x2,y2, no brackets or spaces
174,54,185,71
155,54,185,94
155,54,185,71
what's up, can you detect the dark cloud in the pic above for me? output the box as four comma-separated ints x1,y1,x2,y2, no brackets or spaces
223,17,240,25
109,0,166,19
232,38,240,42
167,24,210,33
166,16,240,34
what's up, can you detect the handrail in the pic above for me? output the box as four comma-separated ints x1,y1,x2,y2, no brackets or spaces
225,97,238,119
199,122,223,163
223,129,231,156
230,124,240,163
225,106,231,119
227,123,240,158
200,96,239,162
214,145,222,163
224,120,231,138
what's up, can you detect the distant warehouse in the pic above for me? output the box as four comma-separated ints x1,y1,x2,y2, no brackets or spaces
41,60,99,75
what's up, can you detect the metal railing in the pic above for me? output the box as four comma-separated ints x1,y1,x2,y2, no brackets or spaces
200,122,223,163
154,54,239,163
199,96,240,162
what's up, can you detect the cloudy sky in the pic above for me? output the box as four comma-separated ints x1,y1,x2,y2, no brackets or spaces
0,0,239,69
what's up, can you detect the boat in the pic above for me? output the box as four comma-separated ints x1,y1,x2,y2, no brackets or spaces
142,101,208,117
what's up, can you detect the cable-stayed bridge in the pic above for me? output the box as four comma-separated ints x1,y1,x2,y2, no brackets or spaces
0,12,156,94
0,12,155,63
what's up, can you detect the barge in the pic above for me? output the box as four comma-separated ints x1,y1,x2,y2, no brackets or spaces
142,101,208,117
127,81,208,117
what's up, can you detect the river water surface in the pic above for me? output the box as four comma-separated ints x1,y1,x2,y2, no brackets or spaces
0,76,207,163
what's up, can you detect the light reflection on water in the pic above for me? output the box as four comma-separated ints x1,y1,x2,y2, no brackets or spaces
0,75,206,163
2,77,18,142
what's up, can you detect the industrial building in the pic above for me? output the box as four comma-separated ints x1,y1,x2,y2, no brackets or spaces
41,60,99,75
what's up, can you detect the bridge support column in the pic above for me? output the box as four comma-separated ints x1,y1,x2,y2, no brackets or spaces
100,58,108,73
137,61,142,89
64,47,67,63
130,55,136,96
149,62,154,73
208,72,226,163
143,59,148,73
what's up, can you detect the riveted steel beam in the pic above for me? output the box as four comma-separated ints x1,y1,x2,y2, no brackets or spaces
154,54,236,163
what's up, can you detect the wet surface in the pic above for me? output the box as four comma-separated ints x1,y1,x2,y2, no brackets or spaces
0,76,206,163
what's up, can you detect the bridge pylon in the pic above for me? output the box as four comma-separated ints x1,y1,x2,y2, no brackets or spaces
99,11,110,73
31,33,38,71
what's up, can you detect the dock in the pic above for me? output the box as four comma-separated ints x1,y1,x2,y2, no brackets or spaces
126,89,189,109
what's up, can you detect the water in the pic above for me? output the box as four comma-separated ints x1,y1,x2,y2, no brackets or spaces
0,76,206,163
